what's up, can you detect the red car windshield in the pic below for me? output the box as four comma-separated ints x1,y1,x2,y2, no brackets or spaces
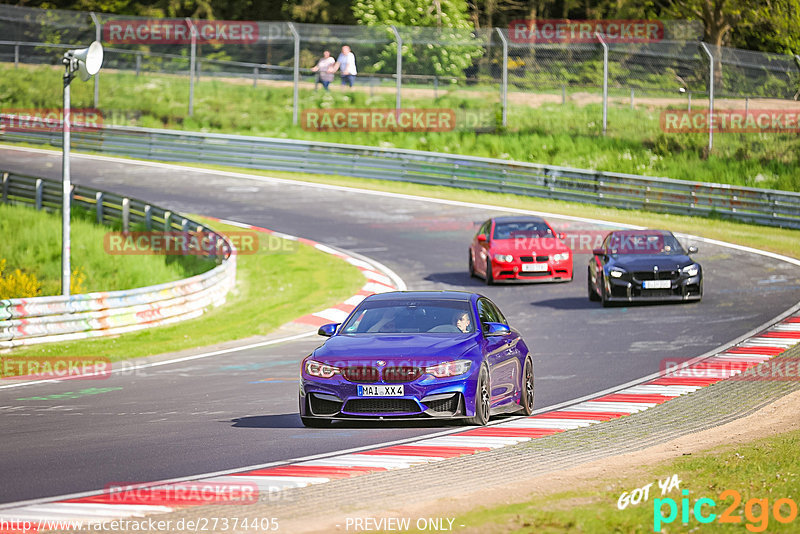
493,221,554,240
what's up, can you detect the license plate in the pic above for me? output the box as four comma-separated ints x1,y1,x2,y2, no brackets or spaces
643,280,671,289
522,263,548,272
357,384,404,396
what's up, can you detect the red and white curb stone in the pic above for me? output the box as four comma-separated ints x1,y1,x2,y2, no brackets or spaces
2,311,798,530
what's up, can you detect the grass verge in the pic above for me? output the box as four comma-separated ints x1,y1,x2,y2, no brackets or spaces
444,426,800,533
4,216,365,363
0,202,212,297
2,63,798,190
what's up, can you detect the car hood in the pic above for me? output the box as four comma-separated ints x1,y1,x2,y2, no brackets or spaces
491,237,568,254
609,254,694,271
312,333,479,365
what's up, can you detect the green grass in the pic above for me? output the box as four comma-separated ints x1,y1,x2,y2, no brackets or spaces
6,216,365,362
442,427,800,533
0,202,212,296
2,63,798,191
177,164,800,260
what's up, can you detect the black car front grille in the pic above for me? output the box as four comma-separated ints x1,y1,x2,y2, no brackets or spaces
519,255,550,262
633,270,679,281
308,394,342,416
424,394,460,414
382,366,422,383
341,366,380,382
343,398,420,414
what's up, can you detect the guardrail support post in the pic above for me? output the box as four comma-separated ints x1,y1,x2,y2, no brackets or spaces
1,173,8,202
90,12,101,108
700,42,714,152
144,205,152,230
390,25,402,112
122,198,130,233
287,22,300,126
495,28,508,127
35,179,43,210
596,32,608,136
164,210,172,231
95,191,104,223
253,66,258,88
135,53,141,76
185,18,197,117
14,45,19,68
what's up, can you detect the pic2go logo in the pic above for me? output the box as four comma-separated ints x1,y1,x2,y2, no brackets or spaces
654,489,799,532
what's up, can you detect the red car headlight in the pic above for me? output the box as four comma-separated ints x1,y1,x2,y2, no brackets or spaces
424,359,472,378
305,360,340,378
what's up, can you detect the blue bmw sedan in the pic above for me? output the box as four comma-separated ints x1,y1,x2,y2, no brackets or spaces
299,291,534,427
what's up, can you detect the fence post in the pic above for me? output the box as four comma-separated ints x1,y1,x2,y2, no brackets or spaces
35,179,43,210
164,211,172,231
495,28,508,127
90,12,101,108
596,32,608,136
1,172,8,202
14,44,19,68
688,91,692,111
630,88,634,109
95,191,103,223
699,42,714,152
287,22,300,126
122,198,130,233
185,18,196,117
144,205,152,230
135,52,141,76
390,25,402,111
253,66,258,88
562,84,566,105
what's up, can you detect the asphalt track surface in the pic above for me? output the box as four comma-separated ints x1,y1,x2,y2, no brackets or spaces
1,146,800,505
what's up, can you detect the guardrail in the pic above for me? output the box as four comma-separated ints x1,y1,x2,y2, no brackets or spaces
3,122,799,229
0,171,236,348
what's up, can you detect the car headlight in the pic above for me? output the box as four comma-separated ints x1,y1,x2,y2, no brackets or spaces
424,359,472,378
552,252,570,262
609,268,625,278
494,254,514,263
682,264,700,277
305,360,340,378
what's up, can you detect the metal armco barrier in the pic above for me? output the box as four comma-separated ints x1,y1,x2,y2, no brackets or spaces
0,171,236,348
2,122,799,229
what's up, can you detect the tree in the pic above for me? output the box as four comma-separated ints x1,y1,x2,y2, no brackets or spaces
352,0,485,77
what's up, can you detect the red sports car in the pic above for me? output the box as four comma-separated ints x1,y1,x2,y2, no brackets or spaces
469,216,573,284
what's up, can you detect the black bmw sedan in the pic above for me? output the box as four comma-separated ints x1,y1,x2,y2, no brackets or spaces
588,229,702,306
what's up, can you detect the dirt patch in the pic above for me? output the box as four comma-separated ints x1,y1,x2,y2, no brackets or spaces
283,388,800,533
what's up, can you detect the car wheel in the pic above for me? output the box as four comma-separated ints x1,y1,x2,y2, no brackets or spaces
301,416,332,428
588,270,600,301
517,356,534,415
466,366,491,426
485,262,494,285
468,251,476,278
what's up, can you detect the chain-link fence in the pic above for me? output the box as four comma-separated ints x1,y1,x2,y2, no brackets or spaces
1,4,799,148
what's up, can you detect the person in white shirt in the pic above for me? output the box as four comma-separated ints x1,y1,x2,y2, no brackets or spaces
311,50,335,90
331,45,357,87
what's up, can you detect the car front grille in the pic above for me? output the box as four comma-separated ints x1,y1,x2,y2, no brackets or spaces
519,255,550,262
343,398,420,414
633,270,679,281
382,366,422,383
342,366,379,382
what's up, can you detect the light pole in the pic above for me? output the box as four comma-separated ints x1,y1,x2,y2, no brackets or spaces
61,41,103,296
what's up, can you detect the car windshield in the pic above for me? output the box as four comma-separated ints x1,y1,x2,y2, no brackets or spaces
493,221,554,240
340,299,475,334
607,233,686,255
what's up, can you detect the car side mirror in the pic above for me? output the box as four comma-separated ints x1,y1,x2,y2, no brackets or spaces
317,323,339,337
687,246,698,254
484,322,511,336
477,233,487,243
557,232,566,240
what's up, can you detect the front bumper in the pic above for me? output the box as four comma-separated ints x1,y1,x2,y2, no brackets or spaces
605,274,703,302
491,260,573,283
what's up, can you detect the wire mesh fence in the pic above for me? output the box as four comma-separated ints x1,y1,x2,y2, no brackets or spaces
1,4,799,147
